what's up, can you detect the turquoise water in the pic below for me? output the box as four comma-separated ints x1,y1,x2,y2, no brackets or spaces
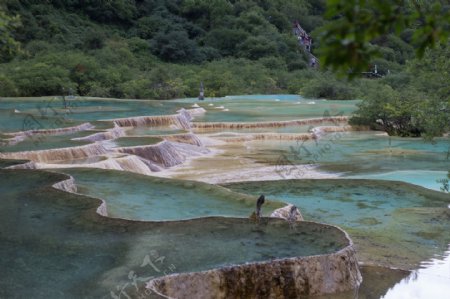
0,168,346,298
125,127,187,136
113,137,163,147
0,108,81,133
247,131,448,190
0,159,28,168
0,97,191,132
224,179,449,228
0,130,93,152
350,170,448,191
58,168,284,221
268,131,449,172
1,95,449,299
224,179,450,269
174,95,359,122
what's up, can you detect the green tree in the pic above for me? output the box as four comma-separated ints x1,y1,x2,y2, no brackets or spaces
204,28,249,56
12,62,75,96
0,74,17,96
0,7,21,62
237,36,279,60
350,42,450,138
71,0,137,23
151,31,202,62
319,0,450,75
303,73,356,100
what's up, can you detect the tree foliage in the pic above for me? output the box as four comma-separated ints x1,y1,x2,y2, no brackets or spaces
350,42,449,137
0,6,21,62
318,0,450,76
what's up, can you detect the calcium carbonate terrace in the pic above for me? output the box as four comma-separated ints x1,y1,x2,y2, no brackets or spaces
0,95,449,299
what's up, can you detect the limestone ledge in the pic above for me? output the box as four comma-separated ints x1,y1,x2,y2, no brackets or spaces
51,175,77,193
146,222,362,299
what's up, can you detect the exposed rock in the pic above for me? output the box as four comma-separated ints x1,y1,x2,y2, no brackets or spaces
271,204,304,221
115,141,186,168
115,140,209,168
96,199,108,217
52,175,77,193
72,124,125,142
5,161,37,170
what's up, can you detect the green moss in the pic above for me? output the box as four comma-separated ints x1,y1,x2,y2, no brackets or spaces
355,217,382,226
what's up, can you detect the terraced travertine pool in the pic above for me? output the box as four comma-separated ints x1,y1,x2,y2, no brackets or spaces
59,168,284,221
0,95,449,298
224,179,450,268
0,168,353,298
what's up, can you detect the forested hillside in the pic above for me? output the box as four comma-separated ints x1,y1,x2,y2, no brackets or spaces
0,0,419,98
0,0,324,98
0,0,448,136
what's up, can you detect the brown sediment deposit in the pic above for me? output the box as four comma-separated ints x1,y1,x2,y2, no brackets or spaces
108,109,192,130
219,133,314,143
192,116,349,132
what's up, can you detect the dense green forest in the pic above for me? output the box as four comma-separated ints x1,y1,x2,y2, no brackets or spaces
0,0,449,136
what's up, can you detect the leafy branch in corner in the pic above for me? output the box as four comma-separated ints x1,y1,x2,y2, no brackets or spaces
318,0,450,77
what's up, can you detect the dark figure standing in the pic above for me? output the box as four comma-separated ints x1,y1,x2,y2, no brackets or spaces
250,194,265,222
198,81,204,101
256,194,265,218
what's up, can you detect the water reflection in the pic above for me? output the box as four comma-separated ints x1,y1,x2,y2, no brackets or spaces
382,246,450,299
